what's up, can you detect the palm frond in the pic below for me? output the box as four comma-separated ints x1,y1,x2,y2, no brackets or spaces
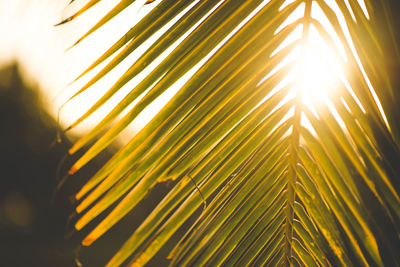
60,0,400,266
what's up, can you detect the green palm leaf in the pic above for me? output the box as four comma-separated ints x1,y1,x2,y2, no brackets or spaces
59,0,400,266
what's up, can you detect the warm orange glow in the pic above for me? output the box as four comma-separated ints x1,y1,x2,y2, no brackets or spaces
0,0,373,137
299,39,344,109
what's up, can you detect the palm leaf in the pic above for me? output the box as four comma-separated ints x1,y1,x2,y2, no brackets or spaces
59,0,400,266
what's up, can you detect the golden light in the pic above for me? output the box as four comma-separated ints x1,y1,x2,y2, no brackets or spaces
0,0,373,139
261,0,373,133
296,1,349,112
298,39,344,109
272,0,372,119
0,0,159,139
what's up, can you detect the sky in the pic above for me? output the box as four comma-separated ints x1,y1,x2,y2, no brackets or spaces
0,0,157,137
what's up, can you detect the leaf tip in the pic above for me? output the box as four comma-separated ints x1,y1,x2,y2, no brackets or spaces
69,165,78,175
54,16,73,26
81,237,94,246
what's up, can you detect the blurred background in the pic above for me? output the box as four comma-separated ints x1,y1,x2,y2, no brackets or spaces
0,0,177,266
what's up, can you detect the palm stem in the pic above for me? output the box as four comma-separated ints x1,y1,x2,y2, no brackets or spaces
284,0,311,265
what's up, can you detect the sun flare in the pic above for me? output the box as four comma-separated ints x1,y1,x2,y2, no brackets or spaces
265,0,356,127
298,40,344,109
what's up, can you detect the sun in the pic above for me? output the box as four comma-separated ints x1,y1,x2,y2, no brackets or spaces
298,38,344,109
